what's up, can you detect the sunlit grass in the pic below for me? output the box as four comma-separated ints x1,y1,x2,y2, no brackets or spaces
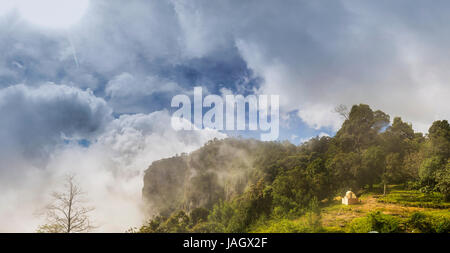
378,189,450,209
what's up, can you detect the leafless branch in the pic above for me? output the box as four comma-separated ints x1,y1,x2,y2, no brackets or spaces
37,174,96,233
334,104,349,120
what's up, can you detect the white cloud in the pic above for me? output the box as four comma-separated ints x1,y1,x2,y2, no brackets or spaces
1,0,448,135
297,104,344,132
40,111,226,232
0,83,112,232
0,112,226,232
171,0,450,133
299,132,330,144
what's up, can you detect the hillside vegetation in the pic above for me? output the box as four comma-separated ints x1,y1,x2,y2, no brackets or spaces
137,104,450,233
251,185,450,233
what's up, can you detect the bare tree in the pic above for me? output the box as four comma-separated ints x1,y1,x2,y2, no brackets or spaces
334,104,349,120
37,175,95,233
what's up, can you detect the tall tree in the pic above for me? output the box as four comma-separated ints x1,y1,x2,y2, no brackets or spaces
419,120,450,191
435,161,450,201
428,120,450,158
382,117,415,155
380,117,418,189
361,146,385,190
336,104,389,152
383,153,402,195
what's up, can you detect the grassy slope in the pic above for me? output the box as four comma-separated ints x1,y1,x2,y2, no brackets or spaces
250,185,450,233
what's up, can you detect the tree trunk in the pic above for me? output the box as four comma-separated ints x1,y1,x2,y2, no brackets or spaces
383,183,386,196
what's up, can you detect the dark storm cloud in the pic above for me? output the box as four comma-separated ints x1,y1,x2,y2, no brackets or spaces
0,84,112,171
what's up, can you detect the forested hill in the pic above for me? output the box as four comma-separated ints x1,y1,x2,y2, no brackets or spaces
142,138,293,216
140,104,450,233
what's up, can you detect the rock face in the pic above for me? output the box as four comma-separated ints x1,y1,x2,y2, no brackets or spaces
142,138,263,216
342,191,359,205
142,156,190,216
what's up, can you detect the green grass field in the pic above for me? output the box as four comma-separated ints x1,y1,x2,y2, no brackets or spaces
377,190,450,209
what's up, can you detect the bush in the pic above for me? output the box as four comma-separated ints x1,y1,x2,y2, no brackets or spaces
190,207,209,225
347,217,372,233
406,181,422,190
137,215,167,233
435,162,450,201
251,216,324,233
347,211,403,233
408,212,450,233
190,222,226,233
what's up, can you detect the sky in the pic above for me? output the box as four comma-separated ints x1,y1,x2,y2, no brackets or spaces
0,0,449,232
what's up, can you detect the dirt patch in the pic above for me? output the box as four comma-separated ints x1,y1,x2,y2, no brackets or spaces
321,196,430,228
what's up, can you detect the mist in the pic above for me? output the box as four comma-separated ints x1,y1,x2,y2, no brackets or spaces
0,86,225,232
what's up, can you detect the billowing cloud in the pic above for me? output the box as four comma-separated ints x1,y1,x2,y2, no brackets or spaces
297,105,343,132
0,105,226,232
39,111,226,232
0,82,225,232
0,83,112,231
2,1,449,133
0,83,111,175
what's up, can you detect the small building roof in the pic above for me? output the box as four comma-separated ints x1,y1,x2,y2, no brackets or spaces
345,191,357,199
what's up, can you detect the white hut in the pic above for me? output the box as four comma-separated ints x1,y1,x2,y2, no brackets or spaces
342,191,359,205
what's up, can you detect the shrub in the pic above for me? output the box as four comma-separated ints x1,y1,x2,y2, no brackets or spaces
408,212,450,233
251,216,324,233
347,217,372,233
406,181,422,190
190,222,226,233
137,215,167,233
347,211,403,233
190,207,209,225
162,210,190,233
